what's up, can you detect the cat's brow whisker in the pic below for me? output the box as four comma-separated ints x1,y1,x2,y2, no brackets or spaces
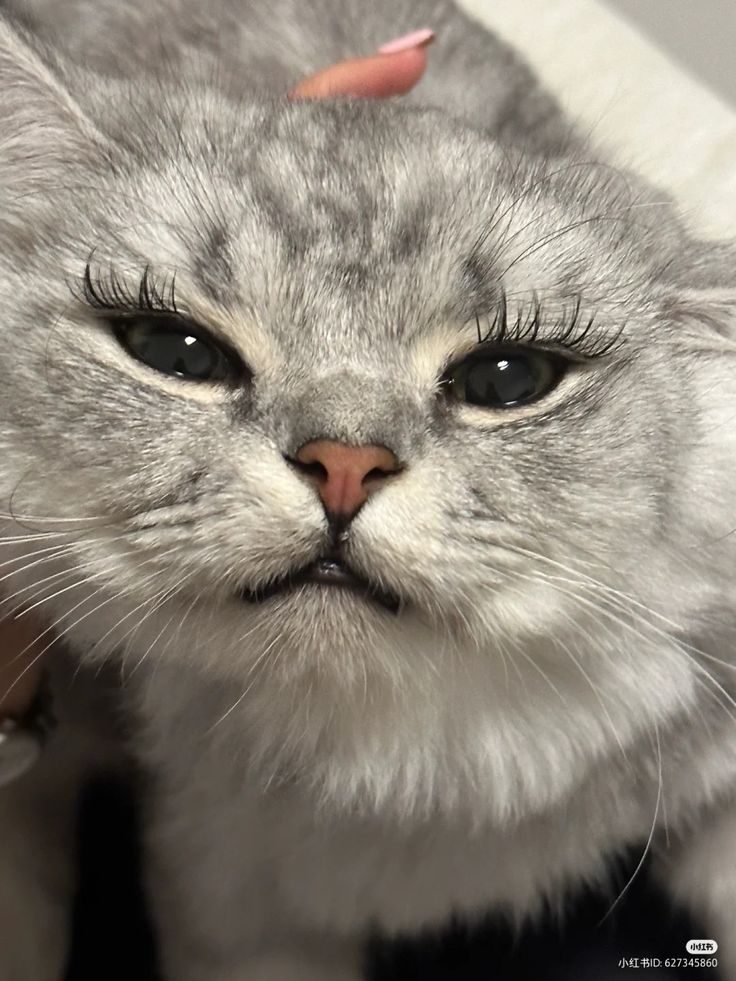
496,207,639,286
491,201,600,274
471,159,613,259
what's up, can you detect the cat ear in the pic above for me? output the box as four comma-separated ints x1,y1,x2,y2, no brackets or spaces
0,17,107,191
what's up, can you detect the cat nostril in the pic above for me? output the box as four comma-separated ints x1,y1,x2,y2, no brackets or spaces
364,466,391,483
289,457,329,483
290,439,402,521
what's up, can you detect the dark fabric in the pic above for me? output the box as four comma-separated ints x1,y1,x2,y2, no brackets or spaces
367,878,716,981
64,776,719,981
64,776,161,981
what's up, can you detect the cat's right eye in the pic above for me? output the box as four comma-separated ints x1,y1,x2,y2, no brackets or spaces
441,346,567,409
111,314,246,384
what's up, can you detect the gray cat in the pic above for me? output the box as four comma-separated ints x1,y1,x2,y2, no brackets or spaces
0,1,734,978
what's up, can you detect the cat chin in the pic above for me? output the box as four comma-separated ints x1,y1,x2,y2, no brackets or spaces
42,573,699,824
96,583,697,826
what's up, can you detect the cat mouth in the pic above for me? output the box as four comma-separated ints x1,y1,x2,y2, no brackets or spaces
239,555,402,614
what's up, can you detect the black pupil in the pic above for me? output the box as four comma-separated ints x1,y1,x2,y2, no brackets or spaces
125,321,218,380
464,355,537,406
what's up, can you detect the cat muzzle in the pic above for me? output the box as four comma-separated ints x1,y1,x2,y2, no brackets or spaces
239,555,401,614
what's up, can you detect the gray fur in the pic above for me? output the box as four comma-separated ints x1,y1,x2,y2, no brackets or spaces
0,1,735,979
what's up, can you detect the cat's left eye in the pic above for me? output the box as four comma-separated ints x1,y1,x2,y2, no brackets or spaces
442,347,566,409
112,315,244,383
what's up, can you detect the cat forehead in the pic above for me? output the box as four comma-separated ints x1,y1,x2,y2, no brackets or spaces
94,101,656,345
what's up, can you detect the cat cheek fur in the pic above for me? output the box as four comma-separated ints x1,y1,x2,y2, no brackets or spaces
0,1,736,977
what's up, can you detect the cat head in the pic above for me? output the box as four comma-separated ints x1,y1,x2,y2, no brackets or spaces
2,19,735,821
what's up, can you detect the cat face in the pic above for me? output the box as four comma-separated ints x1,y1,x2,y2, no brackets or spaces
2,23,735,819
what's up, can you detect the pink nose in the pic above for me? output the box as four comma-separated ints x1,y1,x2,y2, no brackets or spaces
294,440,401,521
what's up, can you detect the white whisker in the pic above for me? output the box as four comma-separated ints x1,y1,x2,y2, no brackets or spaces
599,724,663,923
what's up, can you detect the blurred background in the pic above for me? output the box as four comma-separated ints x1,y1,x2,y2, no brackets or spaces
605,0,736,107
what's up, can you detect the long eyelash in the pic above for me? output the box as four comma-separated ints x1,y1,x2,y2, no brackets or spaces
78,261,178,315
477,289,625,359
